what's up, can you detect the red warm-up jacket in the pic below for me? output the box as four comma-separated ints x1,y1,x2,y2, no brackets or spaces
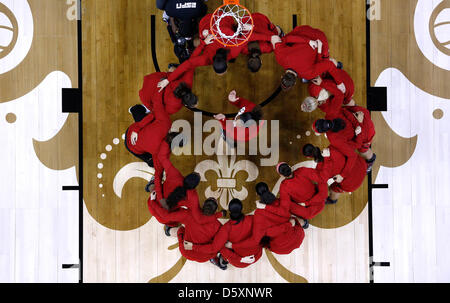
314,79,346,118
285,25,330,61
274,26,344,83
167,14,275,83
265,167,328,220
240,12,278,55
308,68,355,106
314,146,367,193
218,97,264,142
148,197,223,262
341,106,375,153
232,204,305,255
126,92,171,156
192,215,263,268
139,67,195,116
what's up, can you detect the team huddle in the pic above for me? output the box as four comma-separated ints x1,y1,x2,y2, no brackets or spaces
124,2,376,270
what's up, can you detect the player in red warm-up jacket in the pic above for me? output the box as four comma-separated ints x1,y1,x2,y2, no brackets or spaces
125,90,171,167
213,90,264,146
271,25,346,92
262,163,328,220
302,144,367,205
313,113,364,182
149,193,224,263
231,182,306,255
240,12,282,72
184,199,262,270
138,66,198,116
302,69,355,113
147,142,221,227
341,106,377,173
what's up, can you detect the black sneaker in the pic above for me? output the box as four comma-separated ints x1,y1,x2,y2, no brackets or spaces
210,256,227,270
164,225,172,237
145,176,155,193
218,254,229,269
276,25,285,37
366,154,376,174
337,61,343,69
325,197,338,205
302,219,309,229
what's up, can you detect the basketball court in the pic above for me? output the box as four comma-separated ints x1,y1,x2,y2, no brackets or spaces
0,0,449,284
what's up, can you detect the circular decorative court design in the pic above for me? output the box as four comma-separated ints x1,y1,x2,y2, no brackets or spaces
0,2,19,60
429,0,450,56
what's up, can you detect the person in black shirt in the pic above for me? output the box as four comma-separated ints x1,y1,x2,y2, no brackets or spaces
157,0,208,63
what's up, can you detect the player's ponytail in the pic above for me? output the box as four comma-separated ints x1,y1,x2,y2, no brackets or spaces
331,118,346,132
173,82,198,108
228,198,244,224
302,144,324,163
166,186,187,210
213,48,229,74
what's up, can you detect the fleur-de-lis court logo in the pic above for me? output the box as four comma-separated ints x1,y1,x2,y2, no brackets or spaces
195,154,259,209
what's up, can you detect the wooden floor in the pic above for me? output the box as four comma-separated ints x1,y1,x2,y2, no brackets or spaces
82,0,369,283
370,0,450,282
0,0,79,282
2,0,449,284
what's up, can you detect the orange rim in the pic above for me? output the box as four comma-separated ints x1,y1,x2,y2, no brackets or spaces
210,3,254,47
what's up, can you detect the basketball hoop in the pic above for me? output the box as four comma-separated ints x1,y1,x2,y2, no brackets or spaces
210,0,254,47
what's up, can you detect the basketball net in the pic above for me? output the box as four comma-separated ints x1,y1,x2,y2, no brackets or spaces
210,0,254,47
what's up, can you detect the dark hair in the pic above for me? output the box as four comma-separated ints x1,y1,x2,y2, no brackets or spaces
281,71,297,90
255,182,269,196
228,198,244,223
247,46,262,73
302,144,324,163
315,119,346,133
260,192,276,205
173,82,198,108
165,131,185,148
166,186,187,210
183,172,200,190
129,104,147,122
213,48,229,74
330,118,346,132
202,198,218,216
277,163,292,177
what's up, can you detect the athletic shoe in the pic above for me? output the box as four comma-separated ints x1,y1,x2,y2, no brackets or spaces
164,225,171,237
145,176,155,193
302,219,309,229
276,25,285,37
325,197,338,205
210,255,227,270
366,154,376,174
162,11,169,23
218,254,229,269
337,61,343,69
301,78,309,83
